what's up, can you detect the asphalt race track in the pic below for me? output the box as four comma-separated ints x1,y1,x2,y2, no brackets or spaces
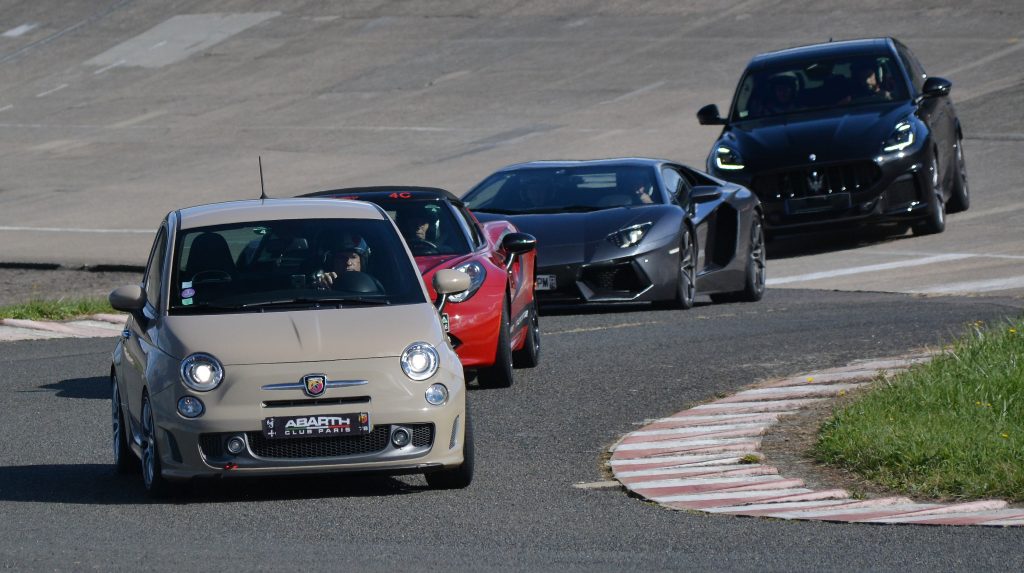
0,1,1023,570
1,290,1023,571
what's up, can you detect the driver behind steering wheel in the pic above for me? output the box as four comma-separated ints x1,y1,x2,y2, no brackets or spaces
397,208,437,254
314,233,371,289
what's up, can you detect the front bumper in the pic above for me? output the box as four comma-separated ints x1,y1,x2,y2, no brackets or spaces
150,357,466,479
715,146,933,233
534,244,678,304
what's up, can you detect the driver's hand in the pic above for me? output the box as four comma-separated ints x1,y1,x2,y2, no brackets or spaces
315,270,338,289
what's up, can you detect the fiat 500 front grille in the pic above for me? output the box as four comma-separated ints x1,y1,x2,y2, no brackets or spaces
234,423,434,460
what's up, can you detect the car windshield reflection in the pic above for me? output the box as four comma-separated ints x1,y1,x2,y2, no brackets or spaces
464,166,662,214
169,218,423,314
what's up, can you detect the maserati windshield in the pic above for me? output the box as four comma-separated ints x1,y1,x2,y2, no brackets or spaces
464,166,661,214
732,54,909,121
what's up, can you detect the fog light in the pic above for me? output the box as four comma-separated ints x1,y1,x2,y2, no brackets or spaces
177,396,205,418
226,435,246,455
425,383,449,406
391,426,411,448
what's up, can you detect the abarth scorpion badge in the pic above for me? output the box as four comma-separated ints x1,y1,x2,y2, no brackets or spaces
302,374,327,397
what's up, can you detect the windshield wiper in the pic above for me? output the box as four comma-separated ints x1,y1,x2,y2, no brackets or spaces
240,297,390,309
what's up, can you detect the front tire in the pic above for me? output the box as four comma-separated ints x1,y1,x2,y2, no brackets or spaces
512,302,540,368
141,393,173,498
477,298,514,388
946,137,970,214
424,408,474,489
913,154,946,236
661,226,697,310
112,375,138,474
710,214,766,304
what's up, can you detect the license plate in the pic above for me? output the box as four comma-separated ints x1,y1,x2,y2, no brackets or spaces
536,275,557,291
262,412,370,439
785,193,851,214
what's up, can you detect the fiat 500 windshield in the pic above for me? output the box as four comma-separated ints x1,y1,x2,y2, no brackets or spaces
170,218,425,313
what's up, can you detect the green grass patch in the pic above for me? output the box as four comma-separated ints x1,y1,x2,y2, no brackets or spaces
0,297,115,321
815,318,1024,502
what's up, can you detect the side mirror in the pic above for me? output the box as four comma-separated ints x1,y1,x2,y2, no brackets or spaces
501,232,537,255
501,232,536,271
921,76,952,99
691,185,723,204
697,104,726,126
432,269,471,312
109,285,147,322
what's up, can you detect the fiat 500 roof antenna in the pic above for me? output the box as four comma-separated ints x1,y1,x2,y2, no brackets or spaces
259,156,268,200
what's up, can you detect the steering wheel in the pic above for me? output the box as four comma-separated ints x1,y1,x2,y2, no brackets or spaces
191,270,232,285
407,239,440,255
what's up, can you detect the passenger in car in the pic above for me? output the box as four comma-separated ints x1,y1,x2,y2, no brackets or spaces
849,61,893,102
761,74,800,116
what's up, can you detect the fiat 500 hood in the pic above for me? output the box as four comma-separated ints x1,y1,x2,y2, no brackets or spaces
159,303,445,365
724,101,912,170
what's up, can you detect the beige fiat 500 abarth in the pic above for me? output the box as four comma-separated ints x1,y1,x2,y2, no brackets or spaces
108,198,472,496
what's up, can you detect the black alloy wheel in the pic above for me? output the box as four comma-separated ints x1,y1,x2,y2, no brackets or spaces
477,297,514,388
141,394,172,497
424,407,474,489
112,375,138,474
711,214,766,303
512,302,541,368
655,226,697,310
913,154,946,236
947,137,970,214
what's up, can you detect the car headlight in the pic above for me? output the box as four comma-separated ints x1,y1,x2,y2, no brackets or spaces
180,353,224,392
446,261,486,303
882,119,915,152
607,222,652,249
714,146,745,170
401,342,439,381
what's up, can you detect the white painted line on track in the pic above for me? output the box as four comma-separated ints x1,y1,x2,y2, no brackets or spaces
941,39,1024,77
615,464,771,478
653,488,812,503
93,59,125,75
705,500,854,514
871,249,1024,261
36,84,68,98
0,105,11,113
548,321,661,335
630,475,787,489
0,226,152,234
767,254,973,285
630,423,770,437
614,437,757,452
109,110,167,129
608,453,751,467
600,81,666,105
3,23,38,38
909,275,1024,294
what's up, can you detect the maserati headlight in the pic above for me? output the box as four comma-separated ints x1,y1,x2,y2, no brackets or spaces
714,146,745,170
180,353,224,392
607,222,653,249
446,261,486,303
401,342,439,381
882,119,915,152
